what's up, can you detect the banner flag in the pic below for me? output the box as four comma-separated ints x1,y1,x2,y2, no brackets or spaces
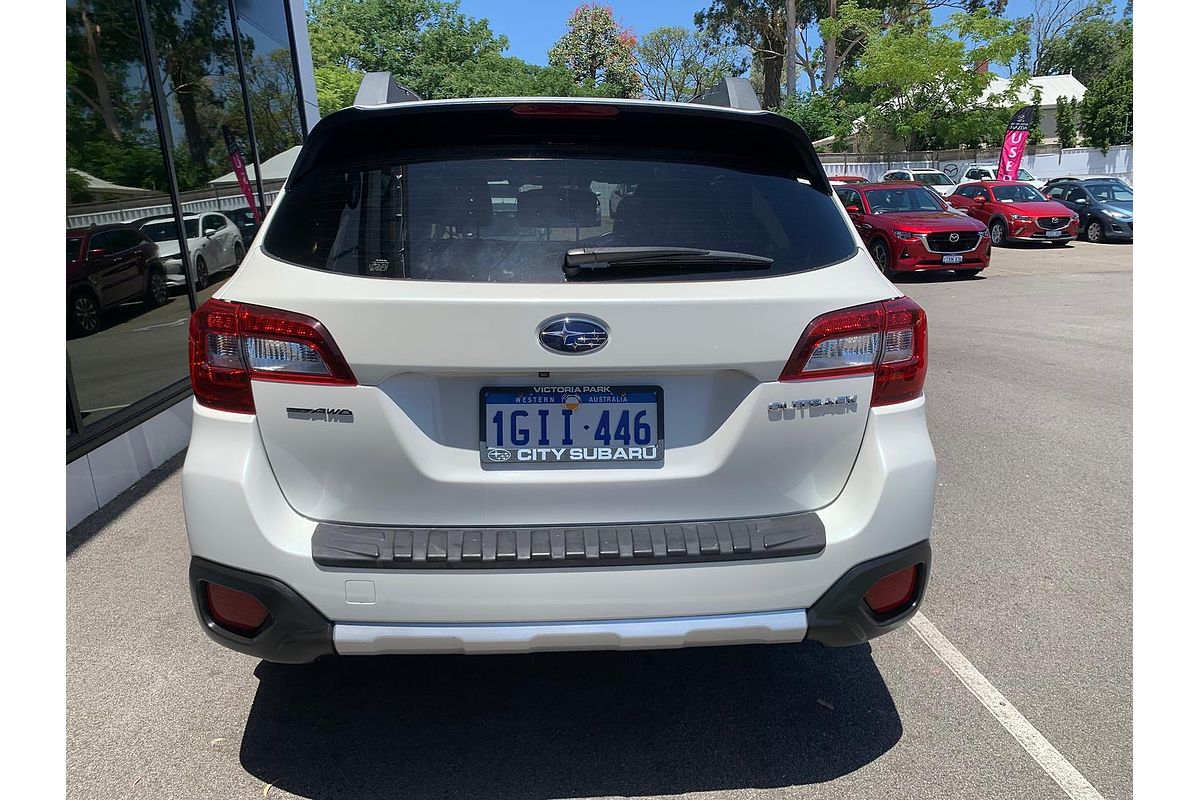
997,106,1037,181
221,125,261,223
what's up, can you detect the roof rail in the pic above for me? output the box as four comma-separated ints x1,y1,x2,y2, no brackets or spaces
354,72,423,107
689,77,761,111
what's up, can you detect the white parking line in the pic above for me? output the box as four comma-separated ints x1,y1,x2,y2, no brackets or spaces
132,318,188,332
909,611,1106,800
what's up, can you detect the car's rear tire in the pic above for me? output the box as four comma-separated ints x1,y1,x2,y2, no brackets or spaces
954,269,982,278
194,256,209,290
69,290,101,337
989,219,1007,246
1086,220,1105,243
870,239,896,278
144,267,169,307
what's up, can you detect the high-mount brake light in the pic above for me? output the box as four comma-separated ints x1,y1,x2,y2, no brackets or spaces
510,103,621,118
188,298,356,414
779,296,927,407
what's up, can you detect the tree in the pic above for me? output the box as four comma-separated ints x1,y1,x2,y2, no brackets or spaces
698,1,1009,107
1027,86,1043,145
847,9,1028,150
696,1,788,108
307,0,509,102
776,91,864,144
548,4,641,98
1018,0,1092,75
1077,20,1131,151
634,26,745,101
1055,95,1077,147
1037,0,1128,86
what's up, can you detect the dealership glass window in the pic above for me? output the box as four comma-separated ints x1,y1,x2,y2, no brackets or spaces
233,0,304,162
67,0,194,429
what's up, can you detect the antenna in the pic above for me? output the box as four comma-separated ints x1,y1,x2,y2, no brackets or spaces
354,72,422,107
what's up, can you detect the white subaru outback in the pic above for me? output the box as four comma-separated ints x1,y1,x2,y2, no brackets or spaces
182,76,936,663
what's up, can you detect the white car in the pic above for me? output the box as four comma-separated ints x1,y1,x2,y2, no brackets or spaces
880,168,958,196
140,212,244,290
958,164,1045,190
182,79,936,663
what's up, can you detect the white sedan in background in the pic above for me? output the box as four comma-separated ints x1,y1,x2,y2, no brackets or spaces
880,168,959,196
140,212,244,290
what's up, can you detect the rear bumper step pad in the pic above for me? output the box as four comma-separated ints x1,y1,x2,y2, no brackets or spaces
312,512,825,569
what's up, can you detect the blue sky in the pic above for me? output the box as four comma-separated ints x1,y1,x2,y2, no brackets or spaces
457,0,1040,66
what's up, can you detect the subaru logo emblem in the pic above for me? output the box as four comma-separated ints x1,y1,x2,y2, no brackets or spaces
948,233,960,242
486,448,512,462
538,315,609,354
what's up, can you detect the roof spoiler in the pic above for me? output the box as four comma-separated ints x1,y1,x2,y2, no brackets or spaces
688,77,761,111
354,72,422,107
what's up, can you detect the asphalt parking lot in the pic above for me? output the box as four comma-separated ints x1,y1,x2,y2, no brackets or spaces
66,240,1131,800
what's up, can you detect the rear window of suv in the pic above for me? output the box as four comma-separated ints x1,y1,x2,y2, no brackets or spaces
263,149,856,283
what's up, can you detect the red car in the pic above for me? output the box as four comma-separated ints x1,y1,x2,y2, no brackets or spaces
947,181,1079,246
828,174,868,184
835,182,991,278
67,224,169,336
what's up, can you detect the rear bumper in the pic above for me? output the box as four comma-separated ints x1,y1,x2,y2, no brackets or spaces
189,540,930,660
182,394,936,657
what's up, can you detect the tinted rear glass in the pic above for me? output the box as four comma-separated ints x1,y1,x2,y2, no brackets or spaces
915,172,953,186
142,219,198,241
67,237,82,262
264,150,856,283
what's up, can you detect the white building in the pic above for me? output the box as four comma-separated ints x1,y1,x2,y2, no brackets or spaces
984,73,1088,144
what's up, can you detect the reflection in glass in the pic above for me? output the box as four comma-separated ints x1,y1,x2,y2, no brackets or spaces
67,0,191,427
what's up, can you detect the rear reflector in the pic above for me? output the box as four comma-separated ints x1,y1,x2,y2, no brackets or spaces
779,296,927,406
863,565,920,616
204,583,270,636
189,299,356,414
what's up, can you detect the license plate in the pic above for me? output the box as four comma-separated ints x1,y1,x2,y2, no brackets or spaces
1046,229,1062,237
481,386,663,465
941,254,964,264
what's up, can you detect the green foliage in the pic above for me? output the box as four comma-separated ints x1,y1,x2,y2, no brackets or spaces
1077,35,1131,151
635,26,745,101
1038,1,1128,88
308,0,508,102
314,64,362,117
776,92,865,146
695,1,787,108
1055,95,1078,147
1027,86,1043,145
547,4,642,98
67,170,93,204
847,9,1029,150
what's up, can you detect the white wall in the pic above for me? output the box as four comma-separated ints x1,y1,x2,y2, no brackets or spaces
67,399,192,530
822,145,1133,185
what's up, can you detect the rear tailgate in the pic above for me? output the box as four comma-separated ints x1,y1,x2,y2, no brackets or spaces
219,98,896,527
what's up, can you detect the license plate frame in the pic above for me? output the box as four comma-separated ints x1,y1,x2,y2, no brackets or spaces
941,253,964,264
480,385,665,466
1045,229,1062,237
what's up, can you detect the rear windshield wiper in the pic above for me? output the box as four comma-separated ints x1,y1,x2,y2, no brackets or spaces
563,246,773,278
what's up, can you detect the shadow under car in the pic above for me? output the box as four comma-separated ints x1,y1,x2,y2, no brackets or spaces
238,640,902,799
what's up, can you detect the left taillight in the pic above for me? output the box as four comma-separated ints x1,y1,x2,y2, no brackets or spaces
778,296,927,407
188,298,356,414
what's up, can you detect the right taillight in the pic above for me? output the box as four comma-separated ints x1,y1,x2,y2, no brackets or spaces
188,298,356,414
779,296,927,406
